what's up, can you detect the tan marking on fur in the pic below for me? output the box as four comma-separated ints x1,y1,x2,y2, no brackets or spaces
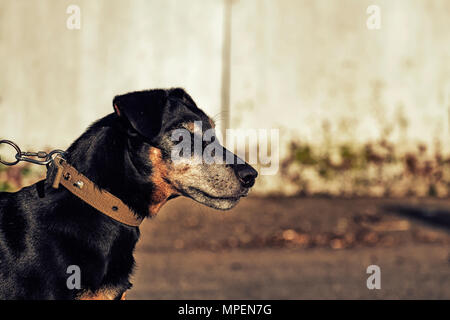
186,122,195,132
148,147,178,216
177,164,190,174
187,119,215,131
114,104,121,117
78,288,126,300
209,118,216,129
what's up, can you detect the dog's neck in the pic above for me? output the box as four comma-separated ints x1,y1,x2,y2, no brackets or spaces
36,114,158,297
57,113,168,220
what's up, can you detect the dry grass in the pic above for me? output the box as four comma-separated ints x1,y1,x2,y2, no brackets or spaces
281,139,450,197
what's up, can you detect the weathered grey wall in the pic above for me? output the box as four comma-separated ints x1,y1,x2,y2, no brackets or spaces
231,0,450,148
1,0,450,192
0,0,224,148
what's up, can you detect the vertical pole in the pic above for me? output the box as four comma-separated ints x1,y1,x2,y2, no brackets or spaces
446,84,450,153
221,0,232,146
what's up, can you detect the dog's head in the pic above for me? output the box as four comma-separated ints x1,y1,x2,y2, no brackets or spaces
113,88,257,212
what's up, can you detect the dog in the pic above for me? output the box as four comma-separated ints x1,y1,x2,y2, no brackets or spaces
0,88,257,299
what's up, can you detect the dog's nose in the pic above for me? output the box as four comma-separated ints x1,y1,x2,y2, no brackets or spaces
235,164,258,188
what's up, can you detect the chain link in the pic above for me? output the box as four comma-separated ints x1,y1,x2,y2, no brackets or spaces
0,140,66,166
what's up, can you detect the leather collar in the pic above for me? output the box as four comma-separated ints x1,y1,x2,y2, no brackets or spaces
50,155,143,227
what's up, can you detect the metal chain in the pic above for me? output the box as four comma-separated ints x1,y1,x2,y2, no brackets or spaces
0,140,66,166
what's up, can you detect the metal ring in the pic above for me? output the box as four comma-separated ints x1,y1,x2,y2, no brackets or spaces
0,140,21,166
45,150,66,164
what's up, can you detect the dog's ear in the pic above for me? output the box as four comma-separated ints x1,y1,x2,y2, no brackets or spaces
169,88,198,109
113,90,168,141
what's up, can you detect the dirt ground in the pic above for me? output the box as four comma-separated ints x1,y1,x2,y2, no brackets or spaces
128,197,450,300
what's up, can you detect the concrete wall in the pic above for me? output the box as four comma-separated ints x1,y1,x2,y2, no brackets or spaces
231,0,450,148
1,0,450,192
0,0,224,148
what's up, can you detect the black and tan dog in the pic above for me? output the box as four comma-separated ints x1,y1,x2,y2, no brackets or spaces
0,88,257,299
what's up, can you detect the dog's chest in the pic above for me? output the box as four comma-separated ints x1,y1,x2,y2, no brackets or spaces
77,287,127,300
